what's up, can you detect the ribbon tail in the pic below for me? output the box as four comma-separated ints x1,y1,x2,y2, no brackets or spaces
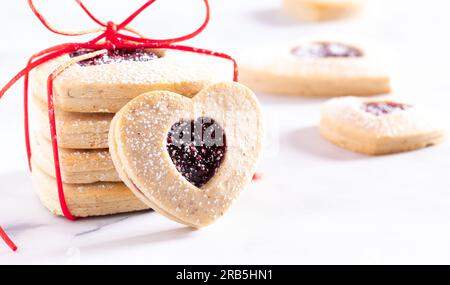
0,226,18,252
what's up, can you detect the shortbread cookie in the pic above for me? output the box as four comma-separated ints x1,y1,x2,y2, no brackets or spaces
240,41,390,97
31,134,119,184
109,82,264,227
31,163,149,217
31,48,233,113
282,0,364,22
320,97,445,155
34,99,112,149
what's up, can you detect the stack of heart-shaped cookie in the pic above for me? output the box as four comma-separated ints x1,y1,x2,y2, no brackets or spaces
29,48,234,217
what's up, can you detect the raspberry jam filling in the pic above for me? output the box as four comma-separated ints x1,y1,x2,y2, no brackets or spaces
291,42,363,58
69,48,160,66
363,101,411,116
167,117,226,188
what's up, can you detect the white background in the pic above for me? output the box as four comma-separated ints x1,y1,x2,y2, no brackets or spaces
1,0,450,264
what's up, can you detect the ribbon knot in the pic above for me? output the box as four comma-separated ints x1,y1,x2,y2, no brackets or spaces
105,21,118,47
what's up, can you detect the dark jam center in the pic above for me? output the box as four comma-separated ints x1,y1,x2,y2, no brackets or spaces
167,117,226,188
291,42,363,58
363,102,411,116
69,48,160,66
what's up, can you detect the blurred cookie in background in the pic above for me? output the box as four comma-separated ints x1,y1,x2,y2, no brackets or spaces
239,41,390,97
282,0,364,22
320,97,446,155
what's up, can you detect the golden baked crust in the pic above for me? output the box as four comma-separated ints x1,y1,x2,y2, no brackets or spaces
31,134,119,184
34,98,112,149
31,163,149,217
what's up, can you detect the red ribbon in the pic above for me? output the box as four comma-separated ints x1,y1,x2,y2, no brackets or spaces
0,226,17,252
0,0,238,252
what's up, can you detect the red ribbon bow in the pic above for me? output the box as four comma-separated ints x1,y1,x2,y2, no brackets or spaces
0,0,238,252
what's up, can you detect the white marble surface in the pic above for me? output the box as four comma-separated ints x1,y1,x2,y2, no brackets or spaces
1,0,450,264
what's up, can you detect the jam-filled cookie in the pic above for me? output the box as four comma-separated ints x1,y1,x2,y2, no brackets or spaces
31,48,233,113
282,0,364,22
320,97,445,155
31,163,149,217
240,41,390,97
32,134,119,184
109,82,264,227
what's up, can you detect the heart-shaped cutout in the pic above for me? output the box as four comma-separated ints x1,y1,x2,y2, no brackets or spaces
109,82,263,227
167,117,226,188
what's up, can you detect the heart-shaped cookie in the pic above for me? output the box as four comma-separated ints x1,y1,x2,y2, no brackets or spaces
320,97,445,155
31,48,233,113
109,82,264,227
239,40,390,97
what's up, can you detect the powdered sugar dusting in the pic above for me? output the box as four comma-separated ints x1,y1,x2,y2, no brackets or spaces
113,83,263,226
41,49,232,86
321,97,444,137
